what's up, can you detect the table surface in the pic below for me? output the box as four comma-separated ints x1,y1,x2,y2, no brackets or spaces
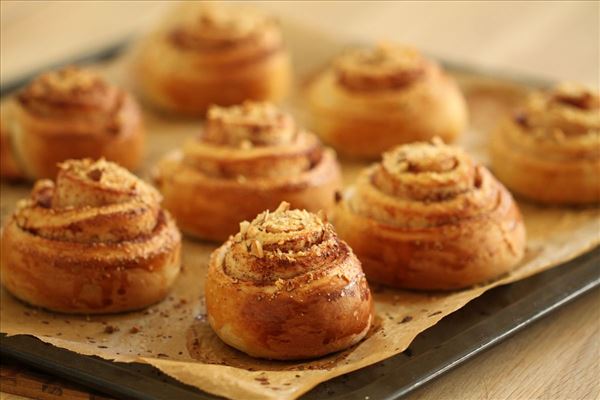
1,1,599,400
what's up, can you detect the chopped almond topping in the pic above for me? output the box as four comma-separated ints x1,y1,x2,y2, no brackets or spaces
251,239,264,258
317,209,328,223
239,220,250,235
202,102,296,147
275,201,290,213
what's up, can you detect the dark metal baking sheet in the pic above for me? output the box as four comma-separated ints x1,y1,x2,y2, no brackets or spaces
0,39,130,97
2,247,598,400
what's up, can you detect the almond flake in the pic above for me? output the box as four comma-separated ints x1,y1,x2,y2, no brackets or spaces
239,221,250,235
275,201,290,213
317,209,328,223
251,240,264,258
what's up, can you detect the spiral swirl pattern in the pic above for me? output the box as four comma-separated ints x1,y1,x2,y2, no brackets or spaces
507,83,599,155
206,202,372,360
184,102,322,179
336,139,526,290
335,44,426,91
490,83,600,204
224,202,341,282
0,66,144,179
154,102,341,241
133,3,291,115
350,139,497,229
15,159,161,243
17,67,121,126
1,159,181,313
169,5,282,57
307,43,468,158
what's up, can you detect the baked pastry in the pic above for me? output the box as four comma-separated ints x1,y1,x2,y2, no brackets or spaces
153,101,342,241
133,3,291,116
0,159,181,314
307,43,468,159
206,201,373,360
0,66,144,180
490,83,600,205
0,111,22,180
335,139,526,290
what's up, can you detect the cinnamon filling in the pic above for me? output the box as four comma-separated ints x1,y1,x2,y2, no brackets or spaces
52,159,159,208
222,202,344,283
372,139,474,202
235,202,326,254
184,102,325,179
15,159,163,244
335,44,426,91
31,180,54,208
16,66,126,134
550,84,599,110
168,6,282,59
18,66,113,110
513,111,529,128
201,102,296,147
515,83,599,139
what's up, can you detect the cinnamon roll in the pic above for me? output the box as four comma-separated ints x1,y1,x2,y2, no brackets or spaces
0,159,181,314
335,139,526,290
0,66,144,180
153,102,342,241
205,202,373,360
0,111,22,180
133,3,291,116
307,43,468,159
490,83,600,205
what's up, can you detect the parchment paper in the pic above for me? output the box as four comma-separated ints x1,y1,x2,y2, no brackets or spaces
1,19,599,400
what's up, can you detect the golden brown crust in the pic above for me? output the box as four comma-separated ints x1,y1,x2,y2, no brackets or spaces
133,3,291,116
153,102,342,241
205,202,373,360
334,139,526,290
0,159,181,314
307,43,468,159
0,67,144,180
0,109,22,180
490,83,600,205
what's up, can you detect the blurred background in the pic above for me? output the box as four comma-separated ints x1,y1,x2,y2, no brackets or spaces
1,0,598,88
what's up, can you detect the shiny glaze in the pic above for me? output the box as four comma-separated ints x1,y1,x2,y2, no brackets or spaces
205,203,373,360
0,66,144,179
490,83,600,204
336,140,526,290
0,159,181,313
154,102,342,241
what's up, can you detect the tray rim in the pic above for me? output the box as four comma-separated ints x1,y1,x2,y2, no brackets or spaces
2,246,598,400
0,35,555,99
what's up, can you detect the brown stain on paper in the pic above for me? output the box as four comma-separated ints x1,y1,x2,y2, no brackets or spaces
185,313,383,371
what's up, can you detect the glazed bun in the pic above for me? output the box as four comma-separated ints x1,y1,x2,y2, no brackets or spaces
0,159,181,314
335,139,526,290
154,101,342,241
0,66,144,180
490,83,600,205
133,3,291,116
206,202,373,360
307,43,468,159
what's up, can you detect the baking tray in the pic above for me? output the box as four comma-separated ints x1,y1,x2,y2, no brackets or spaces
1,247,598,400
1,40,599,400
